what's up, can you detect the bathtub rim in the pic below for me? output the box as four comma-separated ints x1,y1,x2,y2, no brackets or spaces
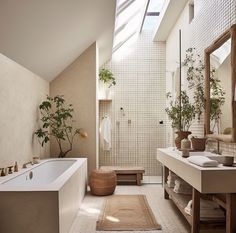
0,158,87,192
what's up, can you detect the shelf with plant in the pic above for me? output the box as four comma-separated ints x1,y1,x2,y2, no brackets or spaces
99,68,116,87
99,68,116,99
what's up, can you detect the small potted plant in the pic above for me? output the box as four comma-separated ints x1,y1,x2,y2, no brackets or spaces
35,95,87,158
99,68,116,99
166,91,195,148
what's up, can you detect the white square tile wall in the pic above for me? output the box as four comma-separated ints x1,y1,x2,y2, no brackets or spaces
186,0,236,155
99,32,166,176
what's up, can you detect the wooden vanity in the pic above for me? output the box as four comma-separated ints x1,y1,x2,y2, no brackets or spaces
157,148,236,233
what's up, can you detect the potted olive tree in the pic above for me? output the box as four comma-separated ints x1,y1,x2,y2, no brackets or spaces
166,91,195,148
99,68,116,99
35,95,87,158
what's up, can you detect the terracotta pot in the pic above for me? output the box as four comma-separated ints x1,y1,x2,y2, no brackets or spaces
175,131,191,149
191,137,206,151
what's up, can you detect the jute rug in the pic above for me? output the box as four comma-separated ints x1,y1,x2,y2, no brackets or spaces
96,195,161,231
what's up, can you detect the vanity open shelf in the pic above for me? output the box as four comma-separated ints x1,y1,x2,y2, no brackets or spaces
157,148,236,233
164,177,226,231
164,184,192,224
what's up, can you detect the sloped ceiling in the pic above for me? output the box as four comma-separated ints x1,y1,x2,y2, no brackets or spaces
0,0,116,81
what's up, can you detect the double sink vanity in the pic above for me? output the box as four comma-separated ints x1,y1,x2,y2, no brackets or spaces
157,148,236,233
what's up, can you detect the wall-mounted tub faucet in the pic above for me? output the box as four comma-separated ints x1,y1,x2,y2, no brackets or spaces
22,161,33,169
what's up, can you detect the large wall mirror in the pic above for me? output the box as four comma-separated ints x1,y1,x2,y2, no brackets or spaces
205,24,236,142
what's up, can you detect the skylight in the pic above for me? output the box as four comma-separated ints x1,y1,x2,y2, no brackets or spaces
112,0,164,53
142,0,164,31
113,0,147,53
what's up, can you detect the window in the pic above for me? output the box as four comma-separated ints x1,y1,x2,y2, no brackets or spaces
141,0,164,31
113,0,147,53
112,0,164,53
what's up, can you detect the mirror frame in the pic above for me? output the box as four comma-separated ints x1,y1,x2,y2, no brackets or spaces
204,24,236,142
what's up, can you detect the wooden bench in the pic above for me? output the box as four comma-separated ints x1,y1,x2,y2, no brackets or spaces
100,166,145,186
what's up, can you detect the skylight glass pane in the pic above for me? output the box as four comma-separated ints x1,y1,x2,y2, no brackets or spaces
142,16,159,30
113,0,148,53
148,0,164,12
117,0,128,7
141,0,165,31
115,0,146,30
113,13,141,47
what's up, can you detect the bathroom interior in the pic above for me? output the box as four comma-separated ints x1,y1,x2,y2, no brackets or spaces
0,0,236,233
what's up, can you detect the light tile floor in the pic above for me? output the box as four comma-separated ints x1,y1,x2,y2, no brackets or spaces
69,184,190,233
69,184,225,233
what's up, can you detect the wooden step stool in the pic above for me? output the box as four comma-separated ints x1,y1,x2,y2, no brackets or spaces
100,166,145,185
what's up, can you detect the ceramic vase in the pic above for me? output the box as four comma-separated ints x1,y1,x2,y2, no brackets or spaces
181,138,191,149
175,131,191,149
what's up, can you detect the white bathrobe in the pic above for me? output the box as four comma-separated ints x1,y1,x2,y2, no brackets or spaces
100,116,112,151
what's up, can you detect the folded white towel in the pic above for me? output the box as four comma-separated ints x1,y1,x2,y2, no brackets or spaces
187,156,219,167
184,199,225,220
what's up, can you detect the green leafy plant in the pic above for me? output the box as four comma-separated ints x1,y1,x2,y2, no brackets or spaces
183,48,205,120
35,95,87,158
183,47,225,125
166,91,195,131
99,68,116,88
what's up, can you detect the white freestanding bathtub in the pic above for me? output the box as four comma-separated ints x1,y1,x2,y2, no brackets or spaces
0,158,87,233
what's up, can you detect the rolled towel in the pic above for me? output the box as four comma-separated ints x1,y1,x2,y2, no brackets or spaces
174,179,192,194
167,171,178,188
167,180,175,188
184,200,192,216
187,156,219,167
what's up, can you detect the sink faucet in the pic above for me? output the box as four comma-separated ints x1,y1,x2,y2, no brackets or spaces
206,138,221,154
22,161,33,168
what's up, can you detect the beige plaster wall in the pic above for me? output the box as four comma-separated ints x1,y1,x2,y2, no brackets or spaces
0,53,50,168
50,43,98,175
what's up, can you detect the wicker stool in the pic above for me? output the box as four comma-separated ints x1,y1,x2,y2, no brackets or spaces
89,169,117,196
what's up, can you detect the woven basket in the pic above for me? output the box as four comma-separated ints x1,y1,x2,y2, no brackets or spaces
89,169,117,196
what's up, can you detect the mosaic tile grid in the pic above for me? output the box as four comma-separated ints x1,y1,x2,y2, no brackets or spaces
99,32,166,176
166,0,236,156
187,0,236,156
